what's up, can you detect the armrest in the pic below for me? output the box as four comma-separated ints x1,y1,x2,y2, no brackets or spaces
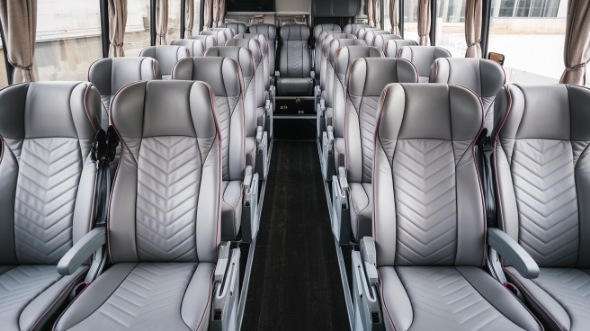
211,246,240,330
488,228,539,279
326,125,334,142
337,166,348,191
274,70,280,79
360,237,378,286
264,100,272,115
58,227,106,275
310,70,316,79
256,126,264,144
243,165,253,190
215,242,231,282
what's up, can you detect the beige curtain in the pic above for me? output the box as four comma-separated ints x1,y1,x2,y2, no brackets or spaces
218,0,225,25
156,0,168,45
465,0,482,58
390,0,400,35
203,0,212,29
108,0,127,57
367,0,376,27
185,0,194,37
560,0,590,85
417,0,430,45
0,0,37,83
212,0,219,27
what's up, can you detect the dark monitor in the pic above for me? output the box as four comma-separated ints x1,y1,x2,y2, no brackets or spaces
227,0,275,12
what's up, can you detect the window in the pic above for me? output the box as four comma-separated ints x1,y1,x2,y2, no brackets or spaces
125,0,151,56
488,0,567,83
384,0,392,32
435,0,466,57
404,0,419,41
35,0,102,81
168,0,181,43
0,40,7,88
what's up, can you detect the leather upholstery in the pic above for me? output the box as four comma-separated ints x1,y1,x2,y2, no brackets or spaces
0,81,101,330
173,58,246,240
343,23,371,35
374,83,542,331
277,24,313,96
494,84,590,331
139,46,190,80
54,80,222,331
314,24,342,73
358,27,379,40
248,23,277,73
431,58,505,131
373,34,402,54
201,30,227,47
320,34,359,104
344,59,417,239
364,30,390,46
211,27,235,42
188,35,217,49
384,39,418,58
235,33,271,90
219,22,247,34
171,39,206,57
397,46,452,82
89,57,159,129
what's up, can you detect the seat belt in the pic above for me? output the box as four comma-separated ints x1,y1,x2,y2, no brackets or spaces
476,129,497,228
90,126,119,227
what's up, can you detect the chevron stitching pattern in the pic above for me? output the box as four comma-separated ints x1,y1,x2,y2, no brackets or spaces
14,138,80,264
359,96,380,182
79,264,197,329
287,41,305,77
0,266,61,321
137,137,199,262
397,267,522,330
393,140,457,265
533,268,590,328
511,140,578,266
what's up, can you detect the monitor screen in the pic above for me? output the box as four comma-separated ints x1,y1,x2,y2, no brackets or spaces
227,0,275,12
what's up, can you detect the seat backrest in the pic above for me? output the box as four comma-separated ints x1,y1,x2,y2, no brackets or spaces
249,23,277,51
314,24,342,71
384,39,418,58
107,80,221,264
321,39,366,92
173,57,246,182
278,24,311,78
493,84,590,268
358,27,379,40
171,39,206,57
201,30,227,47
343,23,371,35
236,33,271,88
219,22,247,34
226,38,265,108
364,30,390,46
211,27,235,41
205,46,257,138
374,84,484,267
139,45,190,79
431,58,505,131
89,57,160,129
188,35,217,49
398,46,452,82
0,82,101,265
320,34,360,101
374,34,402,54
344,58,418,185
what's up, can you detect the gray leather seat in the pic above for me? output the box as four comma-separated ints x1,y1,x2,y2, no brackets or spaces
357,27,379,40
88,57,160,129
431,58,505,131
201,30,227,47
0,81,101,331
276,24,314,96
53,80,234,331
493,84,590,331
219,22,247,34
384,39,418,58
313,24,342,75
343,23,371,36
173,57,247,241
211,27,235,42
373,34,402,53
188,34,217,49
318,33,357,92
139,45,190,80
341,59,417,240
397,45,452,82
364,30,390,46
369,83,542,331
170,39,206,57
248,23,277,75
235,33,271,94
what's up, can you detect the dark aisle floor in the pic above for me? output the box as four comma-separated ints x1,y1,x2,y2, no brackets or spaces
241,141,350,331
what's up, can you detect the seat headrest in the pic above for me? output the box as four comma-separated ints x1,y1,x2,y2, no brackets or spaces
328,39,367,62
313,24,342,38
188,35,217,49
172,57,242,98
343,23,371,35
365,30,390,45
358,27,379,39
249,23,277,40
171,39,206,57
333,45,383,73
398,46,452,78
432,58,505,98
348,58,418,96
322,33,357,53
139,46,190,76
226,38,262,65
201,30,226,45
235,33,269,55
384,39,418,58
204,46,255,79
374,34,402,53
280,24,310,41
0,82,101,139
89,57,160,96
219,22,247,34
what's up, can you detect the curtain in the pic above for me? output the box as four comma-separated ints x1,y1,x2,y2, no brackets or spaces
212,0,219,27
203,0,212,29
417,0,430,45
185,0,194,37
464,0,482,58
108,0,127,57
217,0,225,25
390,0,400,35
367,0,375,27
0,0,37,83
560,0,590,85
156,0,168,45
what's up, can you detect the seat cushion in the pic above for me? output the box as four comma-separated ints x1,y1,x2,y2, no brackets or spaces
506,267,590,331
0,265,87,331
349,183,372,240
55,263,214,331
379,266,542,331
221,181,243,241
277,78,313,96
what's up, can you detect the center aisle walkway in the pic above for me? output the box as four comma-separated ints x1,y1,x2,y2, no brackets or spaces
241,141,349,331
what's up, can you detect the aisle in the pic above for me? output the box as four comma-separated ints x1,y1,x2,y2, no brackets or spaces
241,141,350,331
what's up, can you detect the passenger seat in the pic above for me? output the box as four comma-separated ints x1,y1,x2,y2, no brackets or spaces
248,23,278,77
139,45,190,80
397,45,451,82
170,39,206,57
313,24,342,76
188,34,217,49
373,34,402,54
219,22,247,34
343,23,371,36
276,24,314,96
383,39,418,58
201,29,227,47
